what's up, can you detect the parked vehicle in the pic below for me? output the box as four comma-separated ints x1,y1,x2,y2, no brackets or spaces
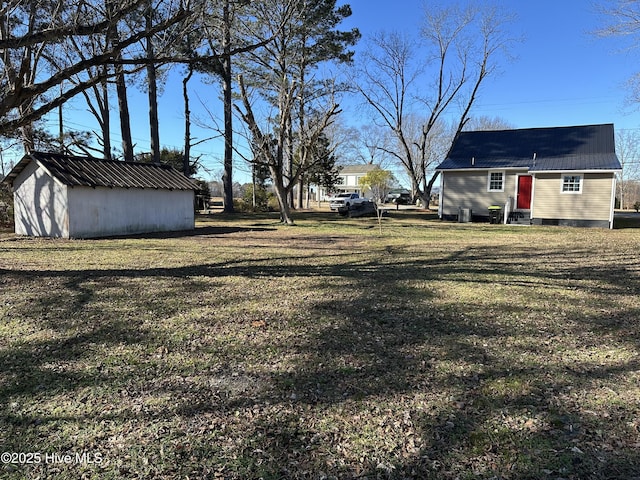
385,191,412,205
329,192,366,211
393,193,412,205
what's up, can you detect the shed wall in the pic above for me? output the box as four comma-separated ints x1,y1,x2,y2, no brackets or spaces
67,186,195,238
13,161,69,237
532,173,614,222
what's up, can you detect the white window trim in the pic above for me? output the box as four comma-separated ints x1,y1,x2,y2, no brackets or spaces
487,170,505,192
561,173,582,194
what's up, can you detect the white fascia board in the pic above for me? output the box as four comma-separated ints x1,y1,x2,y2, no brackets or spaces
531,169,622,174
438,167,527,173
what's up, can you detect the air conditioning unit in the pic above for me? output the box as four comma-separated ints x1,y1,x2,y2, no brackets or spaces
458,207,472,223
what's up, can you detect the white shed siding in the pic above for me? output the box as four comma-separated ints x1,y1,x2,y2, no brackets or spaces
441,170,524,216
13,161,69,237
67,186,194,238
532,173,614,221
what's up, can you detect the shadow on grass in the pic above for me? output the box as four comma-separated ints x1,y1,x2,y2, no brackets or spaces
198,208,439,225
1,238,640,478
100,224,277,240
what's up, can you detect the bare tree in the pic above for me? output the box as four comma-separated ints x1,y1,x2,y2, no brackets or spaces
594,1,640,103
110,1,137,162
463,115,515,131
319,120,359,165
0,0,191,144
356,2,516,208
235,0,358,224
52,7,116,159
0,136,19,177
358,124,395,166
145,1,161,164
189,0,298,212
208,0,238,212
139,0,200,164
616,128,640,209
236,74,340,224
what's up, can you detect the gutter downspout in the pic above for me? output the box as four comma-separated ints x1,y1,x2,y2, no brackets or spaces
529,174,536,223
610,174,618,229
504,196,512,224
438,171,443,218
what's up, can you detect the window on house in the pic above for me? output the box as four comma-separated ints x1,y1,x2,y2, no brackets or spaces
488,171,504,192
562,175,582,193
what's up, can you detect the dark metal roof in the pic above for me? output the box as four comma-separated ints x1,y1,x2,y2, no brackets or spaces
529,153,621,172
437,124,621,171
3,152,197,190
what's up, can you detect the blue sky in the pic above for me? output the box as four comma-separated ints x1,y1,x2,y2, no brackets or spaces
344,0,640,130
36,0,640,181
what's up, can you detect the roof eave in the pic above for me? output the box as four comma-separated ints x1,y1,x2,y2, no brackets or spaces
1,154,34,186
531,169,622,174
437,166,531,172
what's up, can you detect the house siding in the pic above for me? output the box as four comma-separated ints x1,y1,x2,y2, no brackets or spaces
441,170,526,218
67,186,195,238
436,124,621,228
13,161,69,237
532,173,614,223
317,164,380,201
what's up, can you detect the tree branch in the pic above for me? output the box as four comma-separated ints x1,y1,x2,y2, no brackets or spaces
0,6,192,133
0,1,144,49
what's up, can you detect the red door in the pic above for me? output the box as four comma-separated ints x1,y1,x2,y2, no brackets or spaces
517,176,533,209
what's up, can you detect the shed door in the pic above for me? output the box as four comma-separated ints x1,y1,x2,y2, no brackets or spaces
517,175,533,209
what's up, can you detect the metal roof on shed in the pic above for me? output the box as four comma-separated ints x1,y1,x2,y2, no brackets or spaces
437,124,621,171
3,152,197,190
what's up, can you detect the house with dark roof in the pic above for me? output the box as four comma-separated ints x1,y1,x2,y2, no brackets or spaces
436,124,621,228
3,152,197,238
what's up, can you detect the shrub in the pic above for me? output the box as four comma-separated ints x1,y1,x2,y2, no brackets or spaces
242,185,273,212
0,182,13,226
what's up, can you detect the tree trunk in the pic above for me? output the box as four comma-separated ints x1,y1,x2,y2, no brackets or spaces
236,74,296,224
297,175,304,208
20,123,34,154
100,72,112,160
147,66,160,163
183,66,193,175
146,5,160,164
287,112,295,209
421,171,440,210
272,173,294,225
115,66,134,162
107,0,133,163
222,69,234,212
222,0,234,213
19,41,35,153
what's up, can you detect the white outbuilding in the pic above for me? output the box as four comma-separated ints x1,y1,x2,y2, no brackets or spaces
3,152,198,238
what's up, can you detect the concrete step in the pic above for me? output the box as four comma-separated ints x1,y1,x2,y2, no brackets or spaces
507,211,531,225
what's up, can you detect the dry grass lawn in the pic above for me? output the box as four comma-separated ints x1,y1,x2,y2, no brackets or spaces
1,211,639,479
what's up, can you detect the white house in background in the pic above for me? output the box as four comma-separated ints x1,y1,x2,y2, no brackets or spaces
313,164,379,201
3,152,197,238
